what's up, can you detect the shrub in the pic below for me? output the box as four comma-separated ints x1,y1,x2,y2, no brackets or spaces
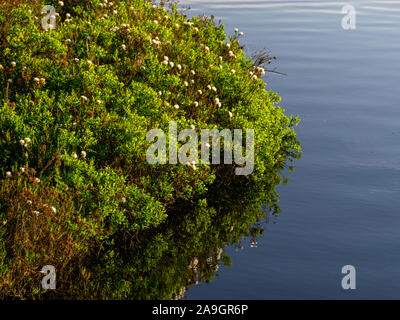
0,0,300,298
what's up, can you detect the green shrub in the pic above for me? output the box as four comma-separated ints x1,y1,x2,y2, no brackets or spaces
0,0,300,299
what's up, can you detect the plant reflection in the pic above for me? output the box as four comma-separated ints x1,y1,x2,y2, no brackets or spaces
62,164,295,300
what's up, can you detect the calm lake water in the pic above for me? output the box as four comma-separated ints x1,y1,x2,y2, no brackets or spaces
181,0,400,299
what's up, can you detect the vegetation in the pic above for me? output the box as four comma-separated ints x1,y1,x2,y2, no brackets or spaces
0,0,300,299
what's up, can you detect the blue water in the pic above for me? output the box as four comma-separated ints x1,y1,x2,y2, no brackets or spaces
183,0,400,299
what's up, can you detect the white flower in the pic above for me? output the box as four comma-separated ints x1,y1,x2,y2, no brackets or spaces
19,139,25,146
11,61,16,67
194,27,199,32
20,167,25,173
73,153,78,159
197,90,202,95
239,32,244,36
33,210,40,216
66,13,71,18
96,100,102,105
7,79,12,83
187,161,196,170
219,56,223,62
158,91,162,96
27,200,33,205
175,23,179,29
212,86,217,92
66,39,71,43
253,75,258,80
219,65,223,69
174,104,179,109
214,98,220,104
231,69,236,74
24,137,31,144
40,78,46,85
190,70,195,75
207,85,211,90
153,20,158,24
228,111,233,118
177,64,182,71
194,101,199,107
164,15,169,20
51,206,57,214
121,197,127,203
226,43,231,48
205,142,211,148
74,58,80,62
190,125,195,130
184,81,189,87
121,44,126,50
234,28,239,33
216,102,222,108
59,1,64,6
169,61,174,68
205,46,209,52
229,51,234,57
81,151,87,158
113,10,118,14
34,177,41,183
162,60,168,65
81,95,88,102
87,60,93,66
164,56,169,61
191,80,195,84
6,171,12,178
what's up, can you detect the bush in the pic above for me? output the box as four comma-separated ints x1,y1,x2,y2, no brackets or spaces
0,0,300,299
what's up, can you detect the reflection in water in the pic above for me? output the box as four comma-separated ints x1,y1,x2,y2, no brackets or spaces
46,161,296,299
99,166,290,300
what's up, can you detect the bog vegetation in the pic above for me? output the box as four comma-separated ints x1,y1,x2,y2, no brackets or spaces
0,0,300,299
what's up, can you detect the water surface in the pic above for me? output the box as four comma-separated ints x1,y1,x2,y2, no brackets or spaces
182,0,400,299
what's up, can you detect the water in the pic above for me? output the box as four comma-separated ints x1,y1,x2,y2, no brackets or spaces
181,0,400,299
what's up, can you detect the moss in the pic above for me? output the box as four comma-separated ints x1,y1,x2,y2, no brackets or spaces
0,0,300,298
